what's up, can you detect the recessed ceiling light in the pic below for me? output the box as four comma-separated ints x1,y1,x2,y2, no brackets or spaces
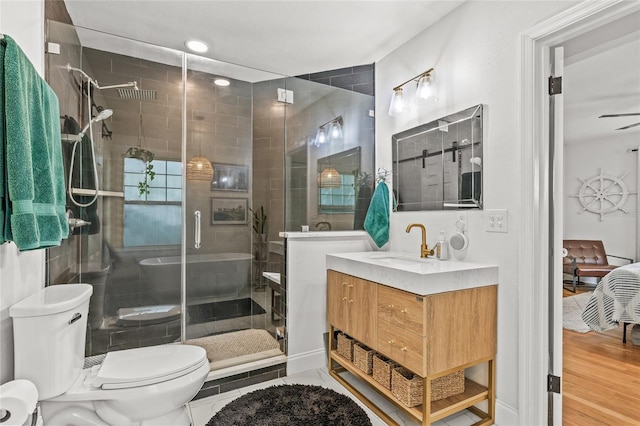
185,39,208,53
214,78,230,87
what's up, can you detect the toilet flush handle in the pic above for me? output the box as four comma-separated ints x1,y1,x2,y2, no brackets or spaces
194,211,201,249
69,312,82,325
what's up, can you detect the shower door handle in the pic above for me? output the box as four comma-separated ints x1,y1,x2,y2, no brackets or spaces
194,210,201,249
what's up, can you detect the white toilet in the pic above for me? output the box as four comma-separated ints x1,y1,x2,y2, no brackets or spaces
10,284,209,426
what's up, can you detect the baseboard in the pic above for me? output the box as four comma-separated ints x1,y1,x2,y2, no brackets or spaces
286,348,327,375
495,398,518,425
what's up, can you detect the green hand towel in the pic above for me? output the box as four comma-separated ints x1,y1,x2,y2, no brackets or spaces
364,182,390,248
3,35,68,250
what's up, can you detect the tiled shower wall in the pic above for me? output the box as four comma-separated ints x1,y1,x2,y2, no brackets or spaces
297,65,375,96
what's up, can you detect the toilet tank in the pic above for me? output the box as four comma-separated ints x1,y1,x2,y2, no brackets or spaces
10,284,93,400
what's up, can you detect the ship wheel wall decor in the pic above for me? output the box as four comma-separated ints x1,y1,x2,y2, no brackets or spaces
569,168,636,221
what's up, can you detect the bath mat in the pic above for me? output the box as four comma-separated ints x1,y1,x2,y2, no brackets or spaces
563,291,593,333
206,384,372,426
187,298,265,325
185,329,281,368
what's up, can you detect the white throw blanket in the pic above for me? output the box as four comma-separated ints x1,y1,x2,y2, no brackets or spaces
582,262,640,332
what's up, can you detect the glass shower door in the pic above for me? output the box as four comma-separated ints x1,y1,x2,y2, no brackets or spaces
183,54,286,371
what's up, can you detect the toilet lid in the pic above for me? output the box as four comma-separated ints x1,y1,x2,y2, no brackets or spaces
93,344,207,390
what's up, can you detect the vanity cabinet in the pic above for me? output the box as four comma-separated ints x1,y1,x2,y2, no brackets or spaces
327,269,497,426
327,271,377,348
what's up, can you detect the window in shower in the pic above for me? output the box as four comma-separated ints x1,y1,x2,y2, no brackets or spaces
319,174,356,213
124,158,182,246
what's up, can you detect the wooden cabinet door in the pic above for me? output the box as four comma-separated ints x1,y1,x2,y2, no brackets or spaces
347,276,377,348
327,270,349,332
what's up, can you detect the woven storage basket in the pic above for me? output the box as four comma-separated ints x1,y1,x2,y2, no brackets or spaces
336,333,354,361
391,367,423,407
353,344,374,374
391,367,466,407
372,354,396,389
431,370,465,401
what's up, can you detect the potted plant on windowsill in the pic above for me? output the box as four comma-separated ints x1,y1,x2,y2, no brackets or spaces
250,205,268,291
125,147,156,196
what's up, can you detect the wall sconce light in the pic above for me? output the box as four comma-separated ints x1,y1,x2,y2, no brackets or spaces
314,116,343,145
388,67,437,116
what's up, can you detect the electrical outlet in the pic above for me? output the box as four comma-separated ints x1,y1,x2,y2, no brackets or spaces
485,209,508,233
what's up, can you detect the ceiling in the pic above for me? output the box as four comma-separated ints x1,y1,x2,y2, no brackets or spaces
64,0,464,78
62,1,639,143
563,11,640,146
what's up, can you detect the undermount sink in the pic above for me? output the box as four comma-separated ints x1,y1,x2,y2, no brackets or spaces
325,251,498,295
357,252,435,272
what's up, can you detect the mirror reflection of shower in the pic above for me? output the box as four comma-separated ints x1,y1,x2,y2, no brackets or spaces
66,64,136,207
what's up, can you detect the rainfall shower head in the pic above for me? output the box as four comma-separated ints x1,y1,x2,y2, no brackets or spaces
118,84,157,101
79,109,113,135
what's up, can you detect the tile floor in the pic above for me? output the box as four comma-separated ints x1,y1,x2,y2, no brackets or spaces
188,367,482,426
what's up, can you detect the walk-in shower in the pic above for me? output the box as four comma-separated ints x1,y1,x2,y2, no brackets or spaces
45,19,374,387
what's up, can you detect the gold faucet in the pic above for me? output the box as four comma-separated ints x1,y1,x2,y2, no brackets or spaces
406,223,435,258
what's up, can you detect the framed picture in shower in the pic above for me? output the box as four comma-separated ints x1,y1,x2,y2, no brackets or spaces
211,163,249,192
211,197,248,225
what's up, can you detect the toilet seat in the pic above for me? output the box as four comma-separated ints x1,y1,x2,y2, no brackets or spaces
48,344,209,402
92,344,206,389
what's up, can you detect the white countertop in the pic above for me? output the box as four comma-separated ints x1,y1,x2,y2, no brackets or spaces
279,231,369,239
326,251,498,295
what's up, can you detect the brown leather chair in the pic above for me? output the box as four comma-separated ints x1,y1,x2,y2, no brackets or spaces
562,239,633,292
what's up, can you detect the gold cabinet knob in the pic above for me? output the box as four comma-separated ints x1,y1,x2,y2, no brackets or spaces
400,308,408,314
400,347,408,352
348,284,354,288
388,304,394,308
342,297,347,301
348,299,354,303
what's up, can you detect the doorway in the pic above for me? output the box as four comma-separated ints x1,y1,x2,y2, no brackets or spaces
559,10,640,424
519,1,640,424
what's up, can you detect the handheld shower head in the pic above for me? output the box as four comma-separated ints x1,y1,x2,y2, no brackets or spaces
79,109,113,135
96,108,113,121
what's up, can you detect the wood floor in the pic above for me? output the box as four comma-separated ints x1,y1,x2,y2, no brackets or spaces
563,288,640,425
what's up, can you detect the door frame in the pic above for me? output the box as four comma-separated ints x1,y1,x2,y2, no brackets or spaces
518,0,640,423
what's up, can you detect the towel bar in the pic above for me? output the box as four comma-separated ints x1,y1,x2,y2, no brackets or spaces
70,188,123,198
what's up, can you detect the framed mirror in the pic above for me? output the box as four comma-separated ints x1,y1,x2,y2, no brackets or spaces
317,147,361,214
392,104,483,211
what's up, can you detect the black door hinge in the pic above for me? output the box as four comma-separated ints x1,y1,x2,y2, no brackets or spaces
547,374,561,393
549,76,562,96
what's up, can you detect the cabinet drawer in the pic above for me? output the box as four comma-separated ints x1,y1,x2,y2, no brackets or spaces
378,285,425,336
377,320,424,376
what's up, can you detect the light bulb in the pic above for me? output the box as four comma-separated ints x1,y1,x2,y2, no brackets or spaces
388,88,410,117
316,127,327,144
329,120,343,140
414,74,438,104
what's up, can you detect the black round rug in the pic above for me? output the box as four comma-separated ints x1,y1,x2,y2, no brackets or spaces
206,384,373,426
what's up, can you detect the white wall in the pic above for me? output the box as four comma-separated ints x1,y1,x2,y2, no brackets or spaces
0,0,47,384
563,34,639,263
564,141,637,263
285,232,373,375
375,1,574,423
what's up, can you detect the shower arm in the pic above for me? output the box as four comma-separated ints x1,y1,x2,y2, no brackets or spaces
66,64,138,91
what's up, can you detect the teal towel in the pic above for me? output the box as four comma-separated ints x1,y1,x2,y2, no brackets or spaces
0,37,6,244
2,35,68,250
364,182,390,248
